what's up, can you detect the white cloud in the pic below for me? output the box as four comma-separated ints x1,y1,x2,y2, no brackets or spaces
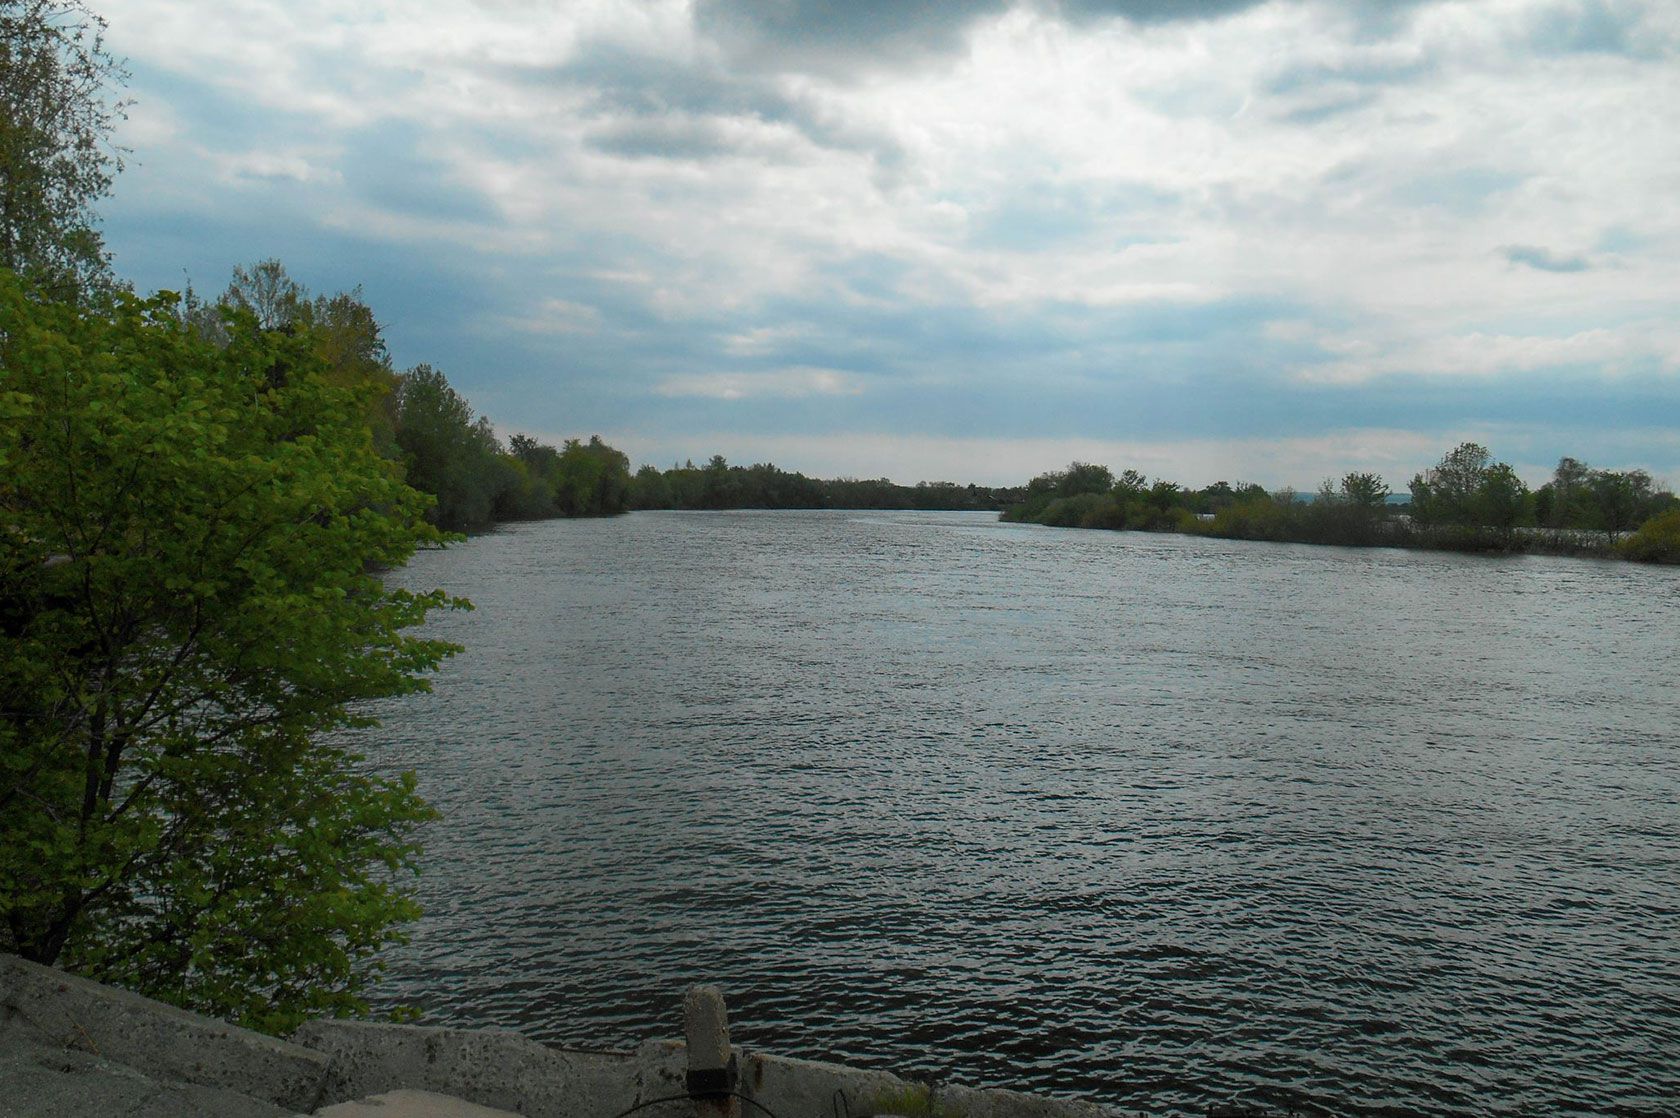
653,367,866,400
1291,323,1680,384
486,298,603,337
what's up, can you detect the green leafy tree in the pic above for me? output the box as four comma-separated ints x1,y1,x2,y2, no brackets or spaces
628,463,674,510
554,435,632,516
1473,462,1532,546
0,0,127,297
0,274,459,1031
394,363,507,531
1543,456,1593,529
1410,442,1492,527
1585,468,1656,543
1340,471,1389,510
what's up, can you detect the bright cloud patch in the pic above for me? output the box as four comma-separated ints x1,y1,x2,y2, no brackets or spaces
654,367,865,400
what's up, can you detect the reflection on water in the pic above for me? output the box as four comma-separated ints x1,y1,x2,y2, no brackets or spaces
352,510,1680,1116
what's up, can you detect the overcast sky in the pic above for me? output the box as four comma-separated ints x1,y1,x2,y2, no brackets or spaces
98,0,1679,488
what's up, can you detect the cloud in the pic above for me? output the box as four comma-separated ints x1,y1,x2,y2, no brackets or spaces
1502,244,1591,272
1291,326,1680,385
92,0,1680,490
1523,0,1651,56
654,367,867,400
1054,0,1271,26
490,298,604,337
213,149,341,186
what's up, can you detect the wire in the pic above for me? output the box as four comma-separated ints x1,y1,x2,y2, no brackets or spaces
608,1089,785,1118
729,1091,783,1118
608,1093,692,1118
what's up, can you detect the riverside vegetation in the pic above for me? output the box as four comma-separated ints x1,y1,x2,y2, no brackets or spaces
1002,447,1680,563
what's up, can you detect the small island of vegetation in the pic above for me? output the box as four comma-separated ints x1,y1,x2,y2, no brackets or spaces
1002,446,1680,563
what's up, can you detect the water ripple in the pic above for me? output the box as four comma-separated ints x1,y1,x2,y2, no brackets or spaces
350,511,1680,1117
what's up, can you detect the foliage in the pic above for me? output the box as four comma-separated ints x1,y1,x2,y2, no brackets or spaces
628,456,1020,512
1409,442,1491,528
1002,443,1680,564
392,365,632,530
0,273,459,1031
0,0,127,298
1407,442,1532,548
1620,508,1680,564
548,436,630,517
394,363,508,531
1584,468,1657,543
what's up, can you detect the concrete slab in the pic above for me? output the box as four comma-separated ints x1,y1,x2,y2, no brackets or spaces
314,1088,525,1117
0,1040,294,1118
0,953,330,1113
292,1020,676,1118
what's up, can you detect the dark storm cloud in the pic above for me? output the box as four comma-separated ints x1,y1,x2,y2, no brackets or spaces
691,0,1283,72
693,0,1009,66
1265,54,1437,97
545,44,907,168
1525,0,1647,55
1502,244,1592,273
1052,0,1268,25
584,117,760,161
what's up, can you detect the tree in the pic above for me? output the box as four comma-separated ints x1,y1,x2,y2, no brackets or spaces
1473,462,1532,546
554,435,632,516
0,275,459,1031
0,0,127,297
628,463,673,510
1410,442,1491,527
1585,468,1656,543
1340,471,1389,510
222,257,304,331
394,363,506,531
1545,456,1592,528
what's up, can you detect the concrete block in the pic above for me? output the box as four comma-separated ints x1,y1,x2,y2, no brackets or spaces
0,953,330,1113
734,1051,1113,1118
293,1020,681,1118
736,1050,919,1118
0,1040,295,1118
314,1088,525,1117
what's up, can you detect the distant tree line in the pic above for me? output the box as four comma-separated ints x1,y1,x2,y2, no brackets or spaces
177,259,635,532
188,265,1031,529
1005,444,1680,564
627,455,1025,512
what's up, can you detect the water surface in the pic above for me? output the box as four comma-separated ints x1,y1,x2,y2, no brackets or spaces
355,511,1680,1116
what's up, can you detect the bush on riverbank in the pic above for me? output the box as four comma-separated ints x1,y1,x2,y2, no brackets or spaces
1620,509,1680,564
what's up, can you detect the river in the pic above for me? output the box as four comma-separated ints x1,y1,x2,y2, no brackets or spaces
352,510,1680,1116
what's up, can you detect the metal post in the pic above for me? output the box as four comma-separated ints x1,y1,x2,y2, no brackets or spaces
683,984,739,1118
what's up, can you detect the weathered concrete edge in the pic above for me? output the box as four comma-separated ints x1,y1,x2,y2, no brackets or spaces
1,955,1115,1118
295,1020,1115,1118
739,1048,1114,1118
0,952,331,1113
293,1018,654,1117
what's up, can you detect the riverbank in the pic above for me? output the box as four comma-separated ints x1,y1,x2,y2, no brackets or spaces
1005,496,1680,564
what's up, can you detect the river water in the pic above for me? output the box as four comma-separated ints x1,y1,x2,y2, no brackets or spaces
354,510,1680,1117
